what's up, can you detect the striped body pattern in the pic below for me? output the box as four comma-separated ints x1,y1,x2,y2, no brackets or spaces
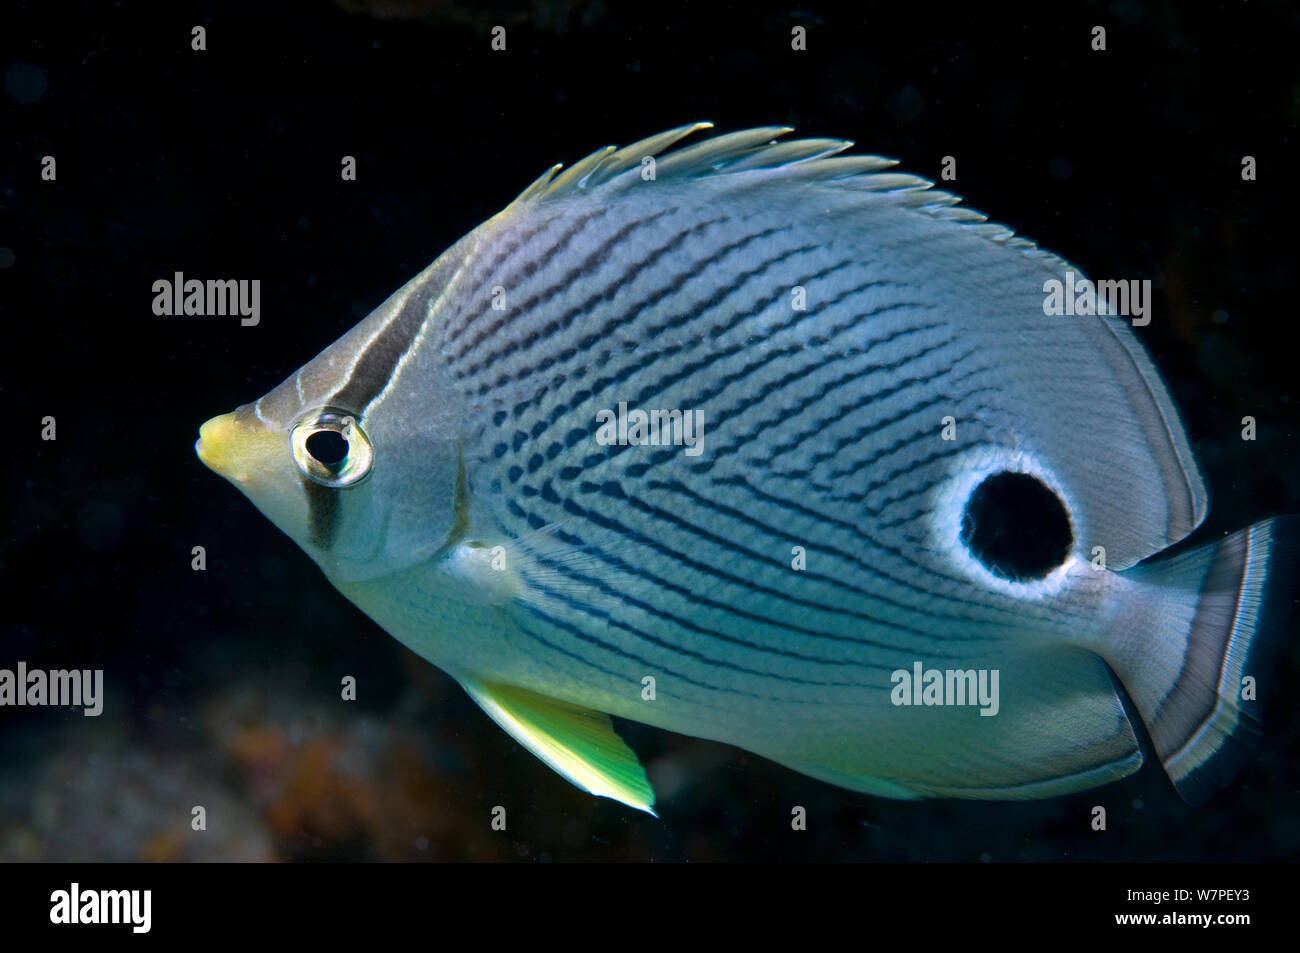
197,125,1296,811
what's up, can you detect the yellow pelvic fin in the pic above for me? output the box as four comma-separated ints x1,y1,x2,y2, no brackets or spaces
460,678,657,816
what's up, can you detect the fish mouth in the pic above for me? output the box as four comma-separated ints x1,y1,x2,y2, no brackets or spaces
196,408,282,484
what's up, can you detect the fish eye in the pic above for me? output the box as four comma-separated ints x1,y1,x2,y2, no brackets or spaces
289,409,373,488
305,429,348,466
960,471,1072,582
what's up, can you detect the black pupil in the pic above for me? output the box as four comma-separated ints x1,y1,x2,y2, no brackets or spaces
305,429,349,468
960,471,1073,582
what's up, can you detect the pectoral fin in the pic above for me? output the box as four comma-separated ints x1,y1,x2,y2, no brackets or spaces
460,678,657,816
439,521,620,610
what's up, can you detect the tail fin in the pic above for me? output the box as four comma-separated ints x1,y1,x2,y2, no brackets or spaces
1107,516,1299,802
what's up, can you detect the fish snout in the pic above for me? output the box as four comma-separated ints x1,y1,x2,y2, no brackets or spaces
196,406,282,484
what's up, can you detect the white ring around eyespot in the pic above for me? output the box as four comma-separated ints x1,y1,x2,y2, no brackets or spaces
930,445,1084,599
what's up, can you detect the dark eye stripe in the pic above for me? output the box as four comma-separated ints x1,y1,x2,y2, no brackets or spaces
331,257,452,415
304,477,341,550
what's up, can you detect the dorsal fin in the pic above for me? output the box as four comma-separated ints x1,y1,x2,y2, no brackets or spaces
506,123,1081,276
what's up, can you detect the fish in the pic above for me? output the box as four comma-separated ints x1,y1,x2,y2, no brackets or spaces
196,123,1297,815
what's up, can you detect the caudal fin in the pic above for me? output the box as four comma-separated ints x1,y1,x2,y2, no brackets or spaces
1108,516,1299,802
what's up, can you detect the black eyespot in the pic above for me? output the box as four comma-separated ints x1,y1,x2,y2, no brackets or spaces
305,429,349,468
960,471,1073,582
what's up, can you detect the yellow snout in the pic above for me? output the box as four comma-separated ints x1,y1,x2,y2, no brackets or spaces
196,409,284,485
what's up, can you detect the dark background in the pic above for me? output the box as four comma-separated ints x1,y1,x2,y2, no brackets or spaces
2,0,1298,861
